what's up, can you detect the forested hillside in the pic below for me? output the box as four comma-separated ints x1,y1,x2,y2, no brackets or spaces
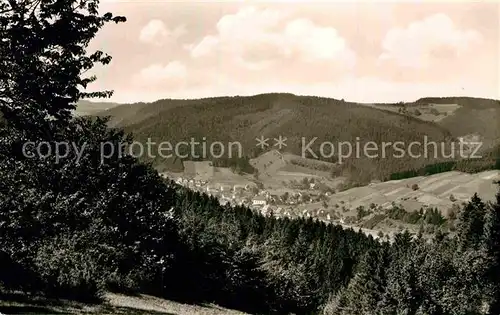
97,94,458,184
1,1,500,315
370,97,500,150
96,93,500,185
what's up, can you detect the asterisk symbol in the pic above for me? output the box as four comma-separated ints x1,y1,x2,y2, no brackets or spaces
274,135,287,149
255,135,269,149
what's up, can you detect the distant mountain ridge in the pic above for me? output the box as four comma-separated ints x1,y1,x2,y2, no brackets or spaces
90,93,500,184
74,99,123,116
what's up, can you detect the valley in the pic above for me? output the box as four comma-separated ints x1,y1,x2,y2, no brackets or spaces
80,93,500,238
163,147,500,239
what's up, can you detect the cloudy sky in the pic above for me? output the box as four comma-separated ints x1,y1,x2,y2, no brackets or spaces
88,0,499,103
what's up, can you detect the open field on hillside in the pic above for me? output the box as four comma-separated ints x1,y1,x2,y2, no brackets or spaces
328,170,500,215
163,150,343,192
164,149,500,240
360,102,462,123
163,150,499,218
250,150,338,185
280,170,499,238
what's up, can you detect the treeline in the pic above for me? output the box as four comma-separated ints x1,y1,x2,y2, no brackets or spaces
386,205,446,226
388,157,500,181
416,96,500,109
210,156,256,174
288,157,335,172
327,193,500,314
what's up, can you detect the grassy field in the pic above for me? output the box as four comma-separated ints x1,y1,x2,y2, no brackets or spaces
0,292,248,315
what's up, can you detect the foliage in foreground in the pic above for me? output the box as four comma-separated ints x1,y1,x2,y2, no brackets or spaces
0,117,180,301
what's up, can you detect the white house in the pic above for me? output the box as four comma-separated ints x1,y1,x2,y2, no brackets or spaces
252,196,267,206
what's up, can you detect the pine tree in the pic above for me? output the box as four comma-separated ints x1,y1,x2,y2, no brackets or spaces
335,246,390,314
457,193,487,250
484,185,500,314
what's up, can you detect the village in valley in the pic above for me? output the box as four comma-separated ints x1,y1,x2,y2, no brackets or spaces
169,172,335,221
162,150,500,240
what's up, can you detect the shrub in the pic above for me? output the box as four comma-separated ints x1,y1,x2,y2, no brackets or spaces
405,210,422,224
34,233,106,302
362,214,386,229
356,206,371,220
0,250,39,293
429,108,440,116
423,208,446,226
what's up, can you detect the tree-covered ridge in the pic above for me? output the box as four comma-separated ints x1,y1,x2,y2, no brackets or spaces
415,97,500,109
388,151,500,181
97,93,500,183
99,93,458,183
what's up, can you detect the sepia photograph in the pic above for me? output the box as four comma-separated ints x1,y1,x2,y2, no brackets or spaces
0,0,499,314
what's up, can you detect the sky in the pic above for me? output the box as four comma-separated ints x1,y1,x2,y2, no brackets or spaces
88,0,500,103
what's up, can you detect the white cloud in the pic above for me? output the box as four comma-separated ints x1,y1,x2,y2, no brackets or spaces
187,6,355,70
189,36,219,58
141,61,187,80
379,13,483,68
139,19,187,46
91,2,499,104
133,61,188,88
284,18,354,65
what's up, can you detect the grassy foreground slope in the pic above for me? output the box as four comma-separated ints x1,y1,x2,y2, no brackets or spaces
0,292,248,315
97,93,457,183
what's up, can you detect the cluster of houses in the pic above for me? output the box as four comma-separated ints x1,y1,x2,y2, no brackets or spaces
175,176,258,207
171,174,388,239
172,176,338,221
174,177,208,188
